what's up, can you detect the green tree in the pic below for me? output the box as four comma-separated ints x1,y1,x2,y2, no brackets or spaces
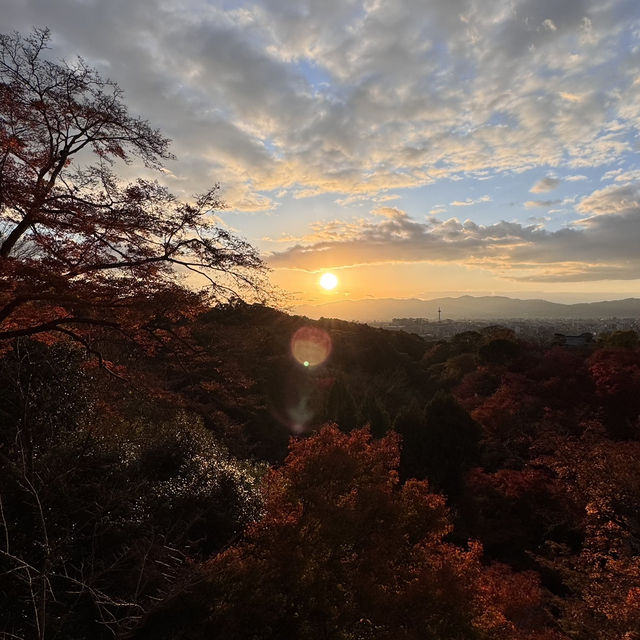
360,388,392,437
325,374,359,431
399,392,481,499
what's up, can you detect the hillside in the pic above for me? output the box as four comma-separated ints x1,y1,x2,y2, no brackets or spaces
295,295,640,322
2,304,640,639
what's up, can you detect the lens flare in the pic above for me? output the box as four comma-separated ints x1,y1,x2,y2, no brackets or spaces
291,326,332,368
319,272,338,290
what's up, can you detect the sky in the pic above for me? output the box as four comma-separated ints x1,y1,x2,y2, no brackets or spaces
4,0,640,307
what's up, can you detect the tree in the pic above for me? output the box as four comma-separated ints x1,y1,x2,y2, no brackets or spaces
0,340,265,639
539,436,640,639
324,374,359,431
479,338,521,366
588,347,640,438
132,426,559,640
464,466,581,567
397,392,480,499
0,28,267,359
359,388,391,437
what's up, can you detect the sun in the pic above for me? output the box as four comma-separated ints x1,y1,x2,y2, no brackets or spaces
319,272,338,290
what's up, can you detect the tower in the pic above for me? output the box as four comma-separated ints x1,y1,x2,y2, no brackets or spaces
438,307,441,322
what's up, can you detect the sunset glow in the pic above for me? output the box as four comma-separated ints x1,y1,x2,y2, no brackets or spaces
319,272,338,291
7,1,640,309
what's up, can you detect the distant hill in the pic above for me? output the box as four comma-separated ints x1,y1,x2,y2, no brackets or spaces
294,296,640,322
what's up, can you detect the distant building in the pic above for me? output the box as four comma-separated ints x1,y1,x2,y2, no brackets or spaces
553,332,594,348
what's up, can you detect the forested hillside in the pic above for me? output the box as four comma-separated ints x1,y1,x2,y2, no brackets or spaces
2,303,640,639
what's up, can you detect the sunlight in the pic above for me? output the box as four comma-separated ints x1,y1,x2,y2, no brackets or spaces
319,272,338,290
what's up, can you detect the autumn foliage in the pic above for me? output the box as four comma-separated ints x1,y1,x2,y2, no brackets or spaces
130,426,557,639
0,28,267,361
3,300,640,639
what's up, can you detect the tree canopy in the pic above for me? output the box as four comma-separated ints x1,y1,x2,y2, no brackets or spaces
0,28,267,357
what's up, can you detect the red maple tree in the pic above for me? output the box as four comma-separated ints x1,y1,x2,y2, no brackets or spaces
139,426,562,640
0,28,267,358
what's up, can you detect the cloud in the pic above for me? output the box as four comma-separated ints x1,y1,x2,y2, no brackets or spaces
530,177,561,193
372,207,407,219
268,183,640,282
576,183,640,216
513,265,640,282
559,92,583,103
524,199,561,208
335,192,401,206
602,168,625,181
601,169,640,185
2,0,639,209
450,195,491,206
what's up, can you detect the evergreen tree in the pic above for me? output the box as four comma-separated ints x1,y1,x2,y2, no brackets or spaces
399,392,481,499
325,375,359,432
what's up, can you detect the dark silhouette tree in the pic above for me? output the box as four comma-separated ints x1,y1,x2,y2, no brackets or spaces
421,391,481,497
0,28,267,359
598,330,639,349
464,466,581,567
398,392,480,499
325,374,359,431
360,388,391,437
479,338,521,366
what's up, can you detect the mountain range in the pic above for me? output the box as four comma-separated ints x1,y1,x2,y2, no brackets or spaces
294,296,640,323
